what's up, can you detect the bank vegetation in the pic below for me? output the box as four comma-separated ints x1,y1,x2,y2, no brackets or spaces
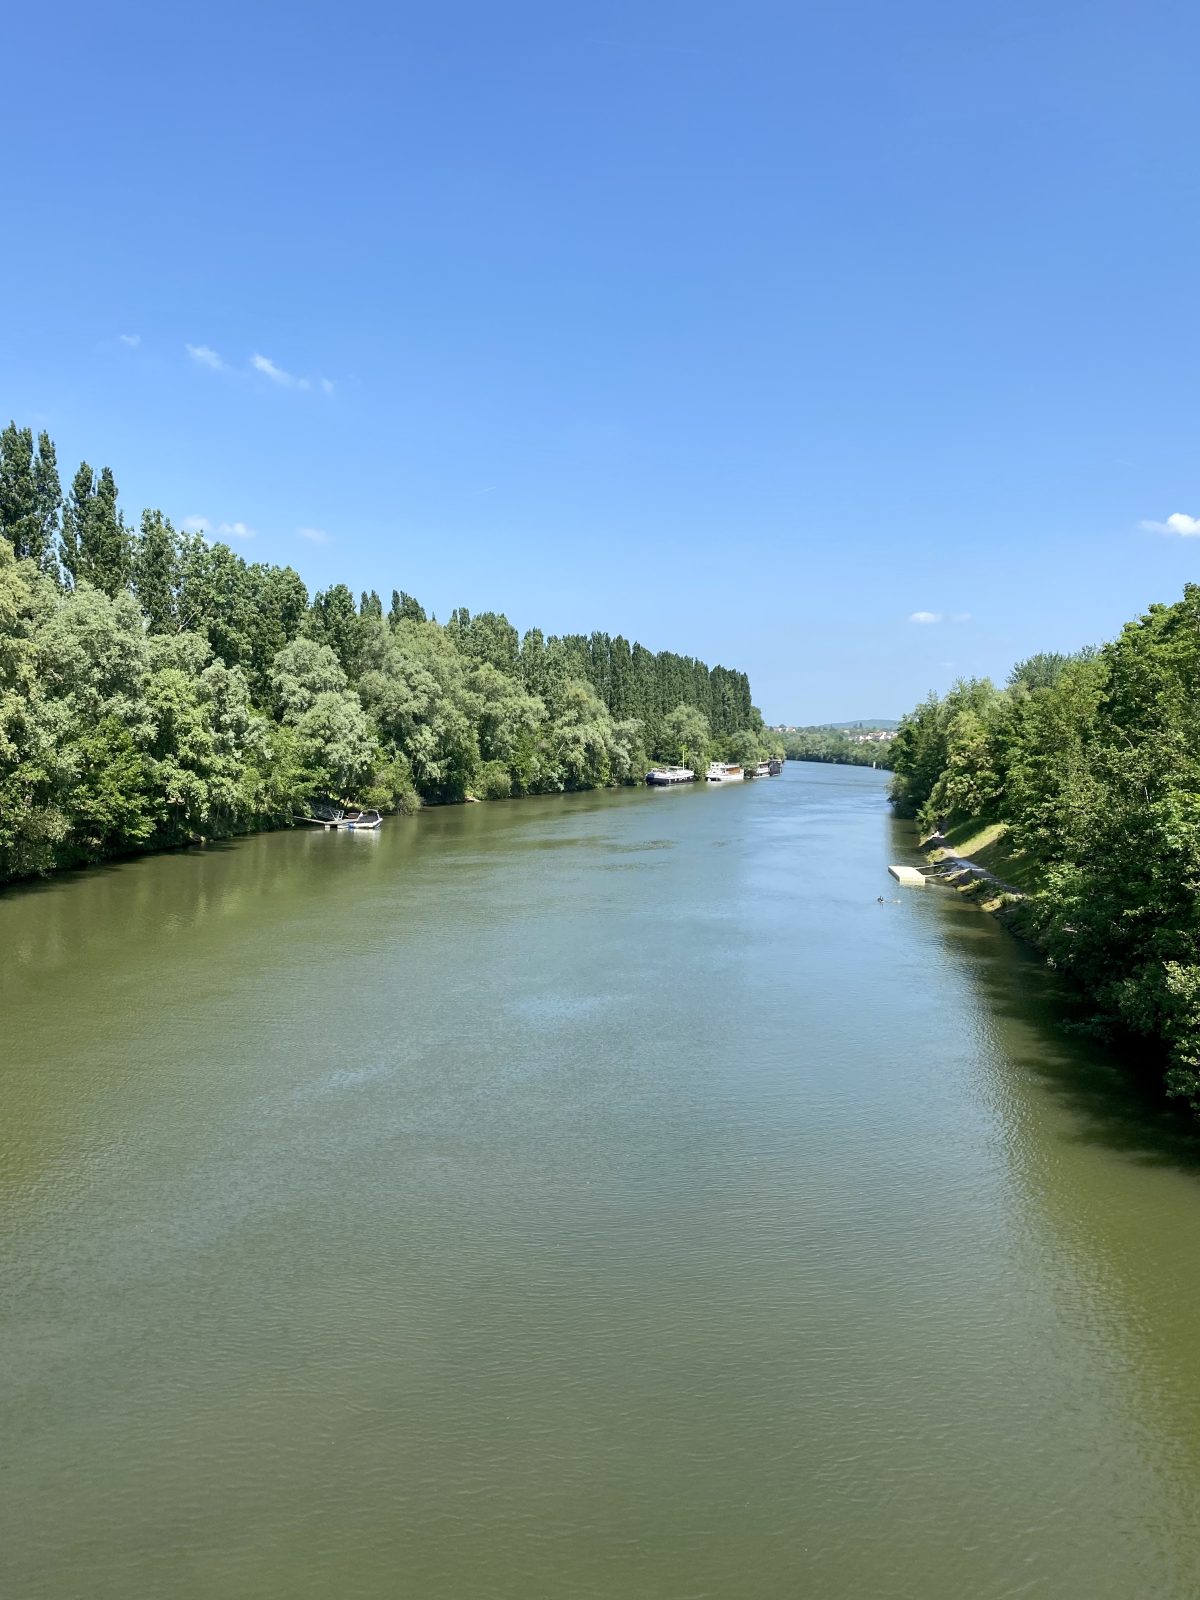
780,727,895,769
889,592,1200,1111
0,423,779,886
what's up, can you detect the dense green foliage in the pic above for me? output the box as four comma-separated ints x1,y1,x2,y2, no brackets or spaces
890,605,1200,1110
780,727,895,768
0,423,769,884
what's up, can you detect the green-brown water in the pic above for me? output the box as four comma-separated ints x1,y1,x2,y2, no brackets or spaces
5,761,1200,1598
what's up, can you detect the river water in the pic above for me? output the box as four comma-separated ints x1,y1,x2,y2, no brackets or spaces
5,761,1200,1598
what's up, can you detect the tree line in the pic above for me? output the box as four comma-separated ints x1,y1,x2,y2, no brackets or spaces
889,595,1200,1112
779,727,895,769
0,423,775,885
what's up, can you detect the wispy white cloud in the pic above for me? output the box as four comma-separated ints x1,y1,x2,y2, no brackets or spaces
252,352,311,390
118,333,141,348
183,514,253,540
297,526,329,544
909,611,942,624
186,343,333,392
1141,512,1200,537
251,352,336,393
951,611,972,623
186,343,225,370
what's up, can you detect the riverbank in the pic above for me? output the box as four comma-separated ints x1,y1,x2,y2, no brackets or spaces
0,780,639,894
920,820,1034,912
918,821,1177,1107
887,597,1200,1117
0,496,763,895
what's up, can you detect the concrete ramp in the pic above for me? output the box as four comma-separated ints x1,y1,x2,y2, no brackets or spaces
888,864,926,887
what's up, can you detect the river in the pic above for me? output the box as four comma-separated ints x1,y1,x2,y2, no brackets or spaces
4,761,1200,1598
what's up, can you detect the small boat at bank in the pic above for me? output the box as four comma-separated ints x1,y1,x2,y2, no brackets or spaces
749,760,771,778
768,758,784,775
295,805,383,831
337,810,382,830
646,766,696,786
706,762,744,782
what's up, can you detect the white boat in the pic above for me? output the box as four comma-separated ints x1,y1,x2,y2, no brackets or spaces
336,810,382,830
705,762,744,782
750,761,771,778
646,766,695,786
296,805,383,831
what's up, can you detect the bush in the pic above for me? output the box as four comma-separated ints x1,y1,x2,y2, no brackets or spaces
478,760,512,800
361,755,420,816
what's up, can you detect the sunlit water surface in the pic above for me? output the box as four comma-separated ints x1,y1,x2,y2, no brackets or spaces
5,763,1200,1598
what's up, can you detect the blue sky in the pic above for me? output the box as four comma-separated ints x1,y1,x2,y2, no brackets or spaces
4,0,1199,722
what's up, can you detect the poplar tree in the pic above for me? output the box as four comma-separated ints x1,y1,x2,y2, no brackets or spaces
32,433,62,578
242,565,309,699
60,462,95,587
135,509,181,632
609,636,634,719
519,627,547,696
0,423,36,559
389,589,426,627
305,584,360,676
78,466,132,597
459,611,519,675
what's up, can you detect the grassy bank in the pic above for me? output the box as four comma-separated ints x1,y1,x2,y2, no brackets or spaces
925,820,1038,896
